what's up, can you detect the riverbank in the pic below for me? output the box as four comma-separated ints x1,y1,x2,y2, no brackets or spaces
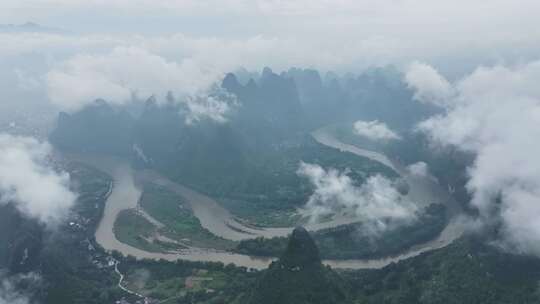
66,127,464,270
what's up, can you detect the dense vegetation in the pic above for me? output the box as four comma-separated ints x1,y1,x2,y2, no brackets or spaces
50,99,135,156
0,204,43,273
244,230,540,304
0,163,128,304
247,227,350,304
344,236,540,304
204,135,395,226
138,182,234,249
237,204,447,259
38,164,124,304
327,122,474,211
39,66,534,304
114,209,166,253
0,162,260,304
5,175,540,304
52,101,395,226
117,258,258,304
50,68,417,226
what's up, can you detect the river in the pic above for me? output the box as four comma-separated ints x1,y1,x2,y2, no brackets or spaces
81,128,464,270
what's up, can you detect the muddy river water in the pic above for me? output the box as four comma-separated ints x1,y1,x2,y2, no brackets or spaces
80,128,465,270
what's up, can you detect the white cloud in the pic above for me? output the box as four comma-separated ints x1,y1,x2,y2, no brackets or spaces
353,120,401,141
45,46,236,122
0,1,538,86
406,161,438,184
0,134,76,226
405,61,454,106
45,46,213,108
411,61,540,255
0,9,538,123
0,272,41,304
407,161,429,177
297,162,418,234
183,93,236,124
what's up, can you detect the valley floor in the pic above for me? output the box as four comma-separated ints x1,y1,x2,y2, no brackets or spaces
65,127,464,271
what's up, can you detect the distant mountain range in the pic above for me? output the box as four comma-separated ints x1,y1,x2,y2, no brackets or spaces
48,66,444,216
0,22,66,34
50,65,438,158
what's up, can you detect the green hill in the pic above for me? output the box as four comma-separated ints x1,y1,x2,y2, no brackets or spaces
248,227,350,304
345,236,540,304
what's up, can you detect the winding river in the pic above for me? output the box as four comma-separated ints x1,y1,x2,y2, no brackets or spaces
81,127,465,270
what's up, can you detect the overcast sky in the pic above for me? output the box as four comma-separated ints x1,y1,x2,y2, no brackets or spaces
2,1,540,73
0,0,538,119
2,1,540,39
0,0,538,132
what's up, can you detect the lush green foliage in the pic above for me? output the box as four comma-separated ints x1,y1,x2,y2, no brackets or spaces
0,204,42,273
344,236,540,304
158,134,396,227
50,70,407,227
237,204,447,259
139,183,235,249
247,227,351,304
114,209,165,252
118,258,259,304
50,100,135,156
40,163,125,304
328,122,473,212
42,67,540,304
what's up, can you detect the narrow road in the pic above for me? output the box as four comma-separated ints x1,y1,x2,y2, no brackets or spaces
115,260,144,298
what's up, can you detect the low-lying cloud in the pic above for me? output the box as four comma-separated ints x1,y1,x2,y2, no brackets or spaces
407,60,540,255
405,61,454,107
46,46,236,122
0,134,76,226
298,162,418,234
406,161,431,178
2,13,540,126
0,271,41,304
353,120,401,141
